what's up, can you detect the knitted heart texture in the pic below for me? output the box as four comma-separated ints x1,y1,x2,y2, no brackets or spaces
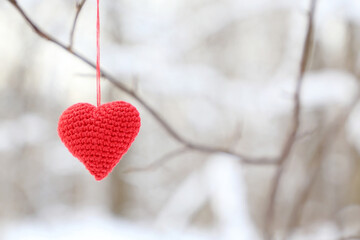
58,101,141,180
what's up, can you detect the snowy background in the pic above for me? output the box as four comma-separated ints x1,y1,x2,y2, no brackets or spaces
1,0,360,239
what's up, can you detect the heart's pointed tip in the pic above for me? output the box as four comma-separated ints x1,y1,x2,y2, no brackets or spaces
89,166,114,181
94,174,108,181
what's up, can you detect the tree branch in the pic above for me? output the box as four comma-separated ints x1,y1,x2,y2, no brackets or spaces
264,0,317,238
7,0,272,165
69,0,87,50
283,93,360,240
122,147,190,173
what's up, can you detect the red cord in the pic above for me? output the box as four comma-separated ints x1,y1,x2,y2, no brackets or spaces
96,0,101,106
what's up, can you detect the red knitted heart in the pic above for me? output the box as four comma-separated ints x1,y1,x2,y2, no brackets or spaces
58,101,141,180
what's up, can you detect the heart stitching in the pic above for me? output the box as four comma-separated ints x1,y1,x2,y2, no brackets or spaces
58,101,141,180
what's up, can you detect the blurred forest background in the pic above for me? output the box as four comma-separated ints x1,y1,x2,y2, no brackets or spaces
1,0,360,239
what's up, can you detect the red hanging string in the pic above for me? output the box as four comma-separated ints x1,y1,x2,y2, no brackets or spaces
96,0,101,106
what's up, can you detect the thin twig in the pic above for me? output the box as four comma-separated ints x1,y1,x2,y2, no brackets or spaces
122,147,190,174
69,0,87,50
7,0,272,165
283,93,360,240
264,0,317,238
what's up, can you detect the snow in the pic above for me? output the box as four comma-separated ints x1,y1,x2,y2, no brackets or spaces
203,154,260,240
2,213,207,240
0,114,49,152
290,222,340,240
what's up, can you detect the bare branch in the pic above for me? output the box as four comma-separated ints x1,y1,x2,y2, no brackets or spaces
122,147,190,174
69,0,87,50
283,93,360,240
264,0,317,238
7,0,272,165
